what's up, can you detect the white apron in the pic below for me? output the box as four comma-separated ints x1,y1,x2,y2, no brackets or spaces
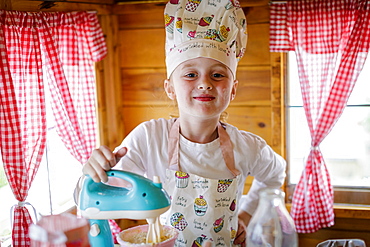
163,119,241,247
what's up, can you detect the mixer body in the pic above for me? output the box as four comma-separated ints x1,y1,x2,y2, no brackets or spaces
78,170,171,247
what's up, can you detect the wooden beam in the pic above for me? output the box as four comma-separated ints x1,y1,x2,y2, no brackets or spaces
9,0,113,14
1,0,12,10
113,0,269,14
96,15,125,148
270,52,286,157
115,0,269,5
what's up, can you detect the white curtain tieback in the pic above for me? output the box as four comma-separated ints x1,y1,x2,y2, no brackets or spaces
10,201,38,227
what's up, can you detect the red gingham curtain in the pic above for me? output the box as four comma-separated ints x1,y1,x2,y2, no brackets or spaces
0,10,107,246
270,0,370,233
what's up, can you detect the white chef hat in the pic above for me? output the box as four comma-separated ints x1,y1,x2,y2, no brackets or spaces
164,0,247,78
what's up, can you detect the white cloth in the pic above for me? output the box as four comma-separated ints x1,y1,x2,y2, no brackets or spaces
114,118,286,216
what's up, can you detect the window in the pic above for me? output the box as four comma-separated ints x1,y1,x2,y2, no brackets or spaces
0,85,83,246
286,52,370,205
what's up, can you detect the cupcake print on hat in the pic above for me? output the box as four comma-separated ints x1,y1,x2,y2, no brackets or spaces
164,13,175,33
194,195,208,216
198,15,214,27
185,0,202,12
175,171,190,188
187,30,196,39
170,212,188,231
176,17,182,33
218,25,230,42
225,0,241,9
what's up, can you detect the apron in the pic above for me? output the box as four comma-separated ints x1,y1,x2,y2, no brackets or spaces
163,119,242,247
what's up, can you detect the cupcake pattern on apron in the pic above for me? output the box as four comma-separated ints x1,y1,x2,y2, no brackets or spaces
163,119,242,247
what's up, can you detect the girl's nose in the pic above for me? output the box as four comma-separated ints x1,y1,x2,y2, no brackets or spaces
198,85,212,90
197,75,213,90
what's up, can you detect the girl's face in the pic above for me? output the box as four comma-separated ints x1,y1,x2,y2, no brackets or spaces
164,57,238,120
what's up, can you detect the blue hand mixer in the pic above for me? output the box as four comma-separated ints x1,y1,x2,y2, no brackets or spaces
78,170,171,247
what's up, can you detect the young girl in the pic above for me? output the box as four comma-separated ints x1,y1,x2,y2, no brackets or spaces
81,0,286,246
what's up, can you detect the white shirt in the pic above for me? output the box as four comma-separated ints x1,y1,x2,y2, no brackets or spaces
114,118,286,215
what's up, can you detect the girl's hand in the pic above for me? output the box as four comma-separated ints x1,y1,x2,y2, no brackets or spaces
82,146,127,183
233,210,251,247
233,220,246,247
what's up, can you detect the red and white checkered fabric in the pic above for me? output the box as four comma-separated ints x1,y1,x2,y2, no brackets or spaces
270,0,370,233
108,219,122,244
0,10,107,246
269,3,293,52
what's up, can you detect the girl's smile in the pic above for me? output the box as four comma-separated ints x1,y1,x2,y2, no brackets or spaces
193,94,216,102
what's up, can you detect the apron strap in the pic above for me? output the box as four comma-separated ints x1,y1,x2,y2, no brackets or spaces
168,118,240,177
168,119,181,171
218,122,240,177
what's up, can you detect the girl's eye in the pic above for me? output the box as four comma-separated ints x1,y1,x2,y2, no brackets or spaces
212,73,224,78
185,73,197,78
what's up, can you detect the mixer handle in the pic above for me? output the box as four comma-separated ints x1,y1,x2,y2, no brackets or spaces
103,169,158,192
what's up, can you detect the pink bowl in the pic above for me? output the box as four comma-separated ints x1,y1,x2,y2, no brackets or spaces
117,224,179,247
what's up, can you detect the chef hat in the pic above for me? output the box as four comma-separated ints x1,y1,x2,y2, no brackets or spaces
164,0,247,78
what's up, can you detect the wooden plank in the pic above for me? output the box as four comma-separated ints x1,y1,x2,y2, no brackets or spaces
119,23,270,68
232,65,271,105
239,23,270,66
9,0,112,14
297,220,370,247
96,15,126,148
334,206,370,220
23,0,115,4
94,56,106,146
121,106,173,136
120,28,166,68
226,105,272,144
121,68,168,105
118,7,165,29
244,5,270,24
1,0,12,10
19,0,114,4
116,5,269,30
63,0,114,4
240,0,269,6
114,2,166,15
113,0,268,13
270,52,286,156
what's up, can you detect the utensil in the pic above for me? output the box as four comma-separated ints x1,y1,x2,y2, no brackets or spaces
146,216,162,244
317,239,366,247
78,170,171,247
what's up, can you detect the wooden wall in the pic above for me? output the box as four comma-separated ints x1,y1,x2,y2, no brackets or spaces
3,0,370,245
